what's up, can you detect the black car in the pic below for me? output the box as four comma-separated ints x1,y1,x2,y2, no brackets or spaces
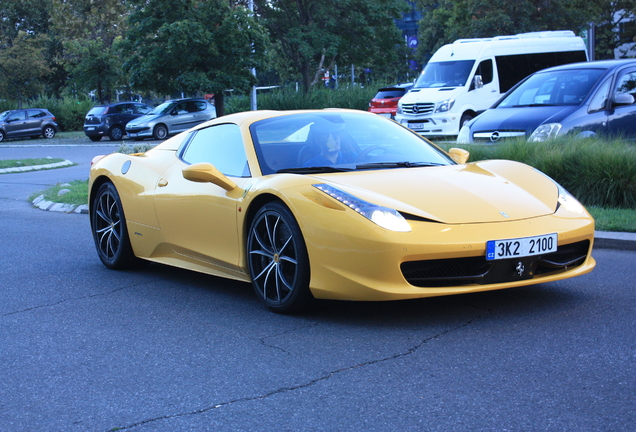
83,102,153,141
457,59,636,144
0,108,58,142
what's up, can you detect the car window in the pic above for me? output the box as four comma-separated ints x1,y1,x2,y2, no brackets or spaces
614,70,636,102
588,77,612,113
194,101,208,112
87,106,106,116
374,89,406,99
181,123,250,177
7,111,26,121
498,69,605,107
27,110,47,119
134,104,151,114
475,59,493,85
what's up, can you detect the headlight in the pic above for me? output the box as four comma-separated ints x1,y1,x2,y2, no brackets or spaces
397,104,403,114
457,125,471,143
529,123,562,142
313,184,411,232
435,99,455,113
557,184,585,214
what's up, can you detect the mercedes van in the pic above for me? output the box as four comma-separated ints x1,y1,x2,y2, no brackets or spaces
396,31,587,136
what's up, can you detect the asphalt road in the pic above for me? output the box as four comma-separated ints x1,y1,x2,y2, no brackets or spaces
1,139,635,431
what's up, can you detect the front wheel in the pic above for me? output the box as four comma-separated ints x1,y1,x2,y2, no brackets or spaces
153,124,168,140
91,182,141,269
460,113,473,129
247,202,313,313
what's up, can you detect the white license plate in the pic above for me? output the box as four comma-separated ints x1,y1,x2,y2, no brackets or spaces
379,113,393,118
486,233,557,261
408,123,424,130
86,127,95,131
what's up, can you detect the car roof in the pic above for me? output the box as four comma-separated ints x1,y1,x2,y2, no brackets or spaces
537,59,636,74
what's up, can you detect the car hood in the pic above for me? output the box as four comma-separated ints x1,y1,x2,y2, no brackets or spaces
127,114,162,126
310,160,557,224
473,105,580,133
399,87,461,103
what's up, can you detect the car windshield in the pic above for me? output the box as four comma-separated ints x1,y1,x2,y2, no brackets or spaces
414,60,474,89
250,112,453,175
497,68,606,108
148,101,176,115
0,111,11,121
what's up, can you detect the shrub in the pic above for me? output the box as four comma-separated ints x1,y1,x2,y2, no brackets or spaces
27,95,94,132
450,137,636,209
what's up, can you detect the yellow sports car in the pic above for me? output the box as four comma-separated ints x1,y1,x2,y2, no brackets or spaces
89,109,595,313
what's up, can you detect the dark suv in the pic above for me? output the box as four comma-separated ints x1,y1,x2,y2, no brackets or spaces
0,108,58,142
83,102,153,141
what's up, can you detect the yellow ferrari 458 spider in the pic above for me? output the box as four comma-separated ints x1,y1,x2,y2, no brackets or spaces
89,109,595,313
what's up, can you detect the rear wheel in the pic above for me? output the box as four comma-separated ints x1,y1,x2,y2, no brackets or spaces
247,202,313,313
43,126,56,139
153,124,168,140
91,182,141,269
108,125,124,141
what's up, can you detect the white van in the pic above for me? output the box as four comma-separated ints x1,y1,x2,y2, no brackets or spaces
395,30,587,136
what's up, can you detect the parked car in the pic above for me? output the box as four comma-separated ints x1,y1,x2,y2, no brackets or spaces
457,59,636,144
125,98,217,140
0,108,58,142
83,102,153,141
89,109,595,313
368,83,413,119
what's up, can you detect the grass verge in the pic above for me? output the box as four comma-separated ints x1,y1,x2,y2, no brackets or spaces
30,180,88,206
0,157,65,169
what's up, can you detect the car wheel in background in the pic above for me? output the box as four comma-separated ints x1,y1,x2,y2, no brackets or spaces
42,126,56,139
91,182,141,269
109,125,124,141
460,113,473,129
247,201,313,313
153,124,168,140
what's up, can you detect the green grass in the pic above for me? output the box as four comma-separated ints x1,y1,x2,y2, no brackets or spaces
588,207,636,233
0,158,65,169
30,179,88,206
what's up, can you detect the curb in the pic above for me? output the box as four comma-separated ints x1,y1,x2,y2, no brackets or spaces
32,195,88,214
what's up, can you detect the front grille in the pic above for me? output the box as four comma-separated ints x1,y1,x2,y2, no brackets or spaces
401,103,435,115
472,130,526,143
401,240,590,288
126,126,150,133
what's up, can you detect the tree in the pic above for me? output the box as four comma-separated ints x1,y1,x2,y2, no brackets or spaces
121,0,269,116
49,0,129,103
589,0,636,59
415,0,598,62
254,0,408,93
0,31,50,108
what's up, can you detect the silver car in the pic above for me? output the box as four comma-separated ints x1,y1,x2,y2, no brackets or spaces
125,98,217,140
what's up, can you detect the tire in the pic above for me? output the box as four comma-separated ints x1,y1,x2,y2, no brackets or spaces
153,124,168,140
108,125,124,141
89,136,102,142
247,202,313,313
91,182,142,269
0,130,5,142
43,126,56,139
460,113,473,129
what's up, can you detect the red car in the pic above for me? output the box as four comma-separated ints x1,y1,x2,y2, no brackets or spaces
368,83,413,119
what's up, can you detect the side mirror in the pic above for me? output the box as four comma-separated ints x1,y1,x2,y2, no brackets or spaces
614,94,635,106
473,75,483,89
448,148,470,164
182,162,237,191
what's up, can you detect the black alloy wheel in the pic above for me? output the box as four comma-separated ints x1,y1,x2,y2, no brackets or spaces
91,182,140,269
247,202,313,313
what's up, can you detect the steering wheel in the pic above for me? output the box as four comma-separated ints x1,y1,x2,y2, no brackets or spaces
355,146,389,163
